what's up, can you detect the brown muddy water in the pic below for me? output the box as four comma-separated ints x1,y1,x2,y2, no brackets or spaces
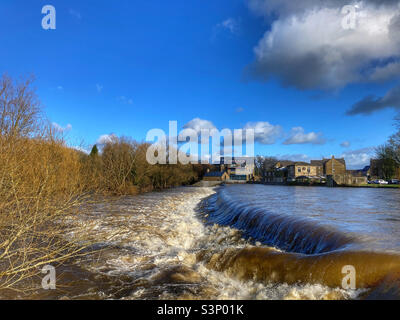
6,185,400,300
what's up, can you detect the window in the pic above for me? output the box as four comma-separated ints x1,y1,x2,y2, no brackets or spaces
298,168,301,173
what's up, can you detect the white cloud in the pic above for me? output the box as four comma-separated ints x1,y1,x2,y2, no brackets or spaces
118,96,133,105
275,153,311,162
340,147,375,169
340,141,351,147
236,107,245,113
72,146,89,154
69,9,82,20
243,121,283,144
217,18,240,34
182,118,327,146
57,86,63,91
96,84,103,93
272,148,374,169
96,134,118,145
52,122,72,133
183,118,217,134
283,127,326,145
249,2,400,89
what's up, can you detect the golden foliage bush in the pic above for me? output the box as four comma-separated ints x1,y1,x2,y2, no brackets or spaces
85,138,201,195
0,75,87,292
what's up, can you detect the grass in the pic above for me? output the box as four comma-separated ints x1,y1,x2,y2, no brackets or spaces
358,184,400,188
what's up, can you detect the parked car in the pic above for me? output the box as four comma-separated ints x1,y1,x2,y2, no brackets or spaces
389,179,400,185
369,179,388,184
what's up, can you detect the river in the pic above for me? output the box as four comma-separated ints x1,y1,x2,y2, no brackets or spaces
11,184,400,300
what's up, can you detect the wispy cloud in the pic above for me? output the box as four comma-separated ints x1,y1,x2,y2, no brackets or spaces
283,127,326,145
346,85,400,115
118,96,133,105
72,146,89,154
213,17,240,40
69,9,82,20
52,122,72,133
217,18,240,34
340,147,375,169
340,141,351,148
272,148,373,169
96,134,117,145
96,84,103,93
274,153,311,162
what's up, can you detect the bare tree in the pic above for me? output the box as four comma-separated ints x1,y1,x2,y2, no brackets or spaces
0,74,41,138
255,156,278,178
0,75,89,293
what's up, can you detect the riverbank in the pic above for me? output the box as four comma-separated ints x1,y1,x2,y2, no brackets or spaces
254,181,400,188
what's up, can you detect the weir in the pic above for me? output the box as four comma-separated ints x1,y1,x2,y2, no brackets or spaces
200,185,400,292
203,187,358,254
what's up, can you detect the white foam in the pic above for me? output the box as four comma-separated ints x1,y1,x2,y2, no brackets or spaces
66,187,363,300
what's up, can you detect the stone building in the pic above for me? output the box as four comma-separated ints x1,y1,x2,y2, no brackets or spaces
203,171,229,181
311,156,346,176
287,162,318,179
219,157,255,181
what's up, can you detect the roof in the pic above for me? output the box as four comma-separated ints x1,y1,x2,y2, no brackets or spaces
311,158,346,166
288,161,315,166
275,160,294,168
220,157,255,165
323,158,346,165
204,171,226,177
310,160,323,166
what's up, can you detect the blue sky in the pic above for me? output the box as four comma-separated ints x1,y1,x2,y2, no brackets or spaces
1,0,399,168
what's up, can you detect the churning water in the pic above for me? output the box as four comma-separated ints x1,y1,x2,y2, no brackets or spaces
15,184,400,300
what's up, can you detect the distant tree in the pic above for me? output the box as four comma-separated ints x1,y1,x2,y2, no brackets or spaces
375,144,397,180
90,144,99,157
374,115,400,179
254,155,278,178
388,115,400,165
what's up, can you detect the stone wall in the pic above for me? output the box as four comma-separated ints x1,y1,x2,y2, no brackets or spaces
327,174,367,187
